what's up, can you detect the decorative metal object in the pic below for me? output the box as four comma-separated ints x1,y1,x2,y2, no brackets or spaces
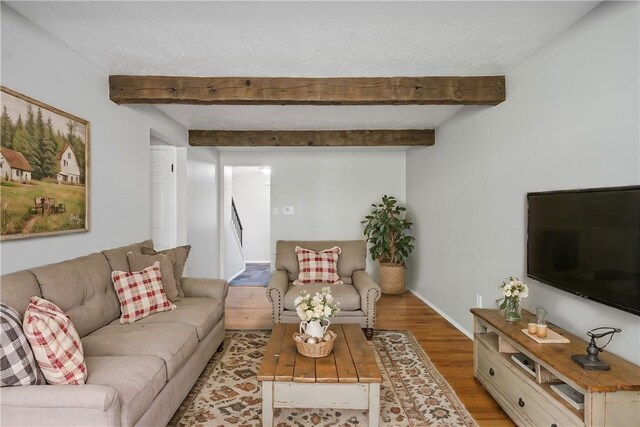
571,327,622,370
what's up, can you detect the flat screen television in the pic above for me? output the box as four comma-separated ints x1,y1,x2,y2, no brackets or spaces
527,185,640,316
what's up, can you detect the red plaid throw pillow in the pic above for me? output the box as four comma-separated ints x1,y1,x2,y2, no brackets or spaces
293,246,344,286
111,261,176,324
22,296,87,385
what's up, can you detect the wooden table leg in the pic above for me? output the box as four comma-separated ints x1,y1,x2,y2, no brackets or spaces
368,383,380,427
262,381,273,427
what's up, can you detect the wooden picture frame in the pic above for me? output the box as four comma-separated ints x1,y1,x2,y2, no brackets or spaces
0,86,90,240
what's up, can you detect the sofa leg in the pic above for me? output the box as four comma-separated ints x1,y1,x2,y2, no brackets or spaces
217,342,224,353
364,328,374,341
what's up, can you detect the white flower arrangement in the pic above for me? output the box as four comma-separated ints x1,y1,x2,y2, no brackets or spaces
294,287,340,322
497,276,529,308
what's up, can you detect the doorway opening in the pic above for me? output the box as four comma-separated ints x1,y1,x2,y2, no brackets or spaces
222,166,271,286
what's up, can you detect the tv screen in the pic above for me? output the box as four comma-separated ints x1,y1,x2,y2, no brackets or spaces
527,186,640,316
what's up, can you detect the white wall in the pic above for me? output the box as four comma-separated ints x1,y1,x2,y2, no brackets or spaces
232,168,271,263
185,147,220,278
221,150,407,276
0,5,188,274
406,2,640,363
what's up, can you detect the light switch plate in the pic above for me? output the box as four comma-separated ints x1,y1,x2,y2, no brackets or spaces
283,206,294,215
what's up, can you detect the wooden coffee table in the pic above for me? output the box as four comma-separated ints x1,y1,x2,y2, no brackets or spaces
258,323,381,427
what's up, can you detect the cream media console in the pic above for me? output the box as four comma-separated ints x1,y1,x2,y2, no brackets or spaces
471,309,640,427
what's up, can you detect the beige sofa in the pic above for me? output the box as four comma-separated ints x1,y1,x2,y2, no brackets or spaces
0,240,228,427
267,240,381,339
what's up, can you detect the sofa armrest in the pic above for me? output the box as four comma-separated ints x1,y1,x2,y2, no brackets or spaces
266,270,289,323
352,270,381,328
1,384,120,426
181,277,229,301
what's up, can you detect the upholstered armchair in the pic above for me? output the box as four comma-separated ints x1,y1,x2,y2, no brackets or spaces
266,240,381,340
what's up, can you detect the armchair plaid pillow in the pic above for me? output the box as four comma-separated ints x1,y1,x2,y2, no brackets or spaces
293,246,344,286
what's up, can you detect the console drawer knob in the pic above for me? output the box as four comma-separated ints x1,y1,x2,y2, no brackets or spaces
489,368,495,376
518,398,525,407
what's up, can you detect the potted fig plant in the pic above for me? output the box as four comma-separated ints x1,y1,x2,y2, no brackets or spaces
361,195,415,294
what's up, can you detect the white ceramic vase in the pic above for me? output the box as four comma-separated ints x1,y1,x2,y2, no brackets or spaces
299,319,330,338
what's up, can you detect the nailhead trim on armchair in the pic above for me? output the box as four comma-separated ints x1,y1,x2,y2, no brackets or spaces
267,287,282,323
365,287,380,329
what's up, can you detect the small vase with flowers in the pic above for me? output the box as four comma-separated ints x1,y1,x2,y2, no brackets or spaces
496,276,529,322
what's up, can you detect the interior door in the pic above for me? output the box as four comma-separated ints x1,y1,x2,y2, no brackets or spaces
150,146,176,250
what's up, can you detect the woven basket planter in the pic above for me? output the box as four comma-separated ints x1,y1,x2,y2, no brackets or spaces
379,263,406,295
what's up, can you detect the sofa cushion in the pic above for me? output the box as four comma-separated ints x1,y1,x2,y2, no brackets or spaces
111,263,176,324
23,297,87,385
109,297,223,341
293,246,344,286
0,303,44,386
127,253,180,302
82,322,198,380
85,356,166,427
29,252,120,338
0,270,42,318
284,283,361,311
102,240,154,273
276,240,367,285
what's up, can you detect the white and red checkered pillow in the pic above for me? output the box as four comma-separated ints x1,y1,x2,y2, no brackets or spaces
22,296,87,385
293,246,344,286
111,261,176,324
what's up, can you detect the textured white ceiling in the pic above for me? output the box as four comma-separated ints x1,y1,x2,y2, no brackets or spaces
156,104,463,130
6,1,601,131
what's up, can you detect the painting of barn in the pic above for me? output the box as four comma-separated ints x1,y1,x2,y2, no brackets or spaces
1,86,89,240
1,146,33,183
57,144,81,184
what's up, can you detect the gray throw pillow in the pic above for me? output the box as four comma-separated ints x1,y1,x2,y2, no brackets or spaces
1,302,45,386
127,252,181,302
141,245,191,298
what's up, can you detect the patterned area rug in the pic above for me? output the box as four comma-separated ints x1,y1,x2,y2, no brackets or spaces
168,330,477,426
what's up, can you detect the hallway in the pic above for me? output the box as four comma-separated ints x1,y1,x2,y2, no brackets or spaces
229,263,271,286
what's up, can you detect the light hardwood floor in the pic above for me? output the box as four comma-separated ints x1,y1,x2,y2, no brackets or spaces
225,286,514,427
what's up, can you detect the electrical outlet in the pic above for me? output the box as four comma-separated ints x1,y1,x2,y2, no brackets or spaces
476,295,483,308
272,207,278,215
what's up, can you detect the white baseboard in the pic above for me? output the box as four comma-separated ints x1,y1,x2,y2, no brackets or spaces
408,289,473,340
246,260,271,264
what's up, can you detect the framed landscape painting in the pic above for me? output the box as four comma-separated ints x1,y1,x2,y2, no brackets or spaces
0,86,89,240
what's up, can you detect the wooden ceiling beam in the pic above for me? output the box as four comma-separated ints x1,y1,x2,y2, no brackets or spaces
110,76,505,105
188,129,435,147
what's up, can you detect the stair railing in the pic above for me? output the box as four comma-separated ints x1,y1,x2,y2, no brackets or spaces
231,198,243,246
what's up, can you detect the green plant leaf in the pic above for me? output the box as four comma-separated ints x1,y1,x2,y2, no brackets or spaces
361,195,414,264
